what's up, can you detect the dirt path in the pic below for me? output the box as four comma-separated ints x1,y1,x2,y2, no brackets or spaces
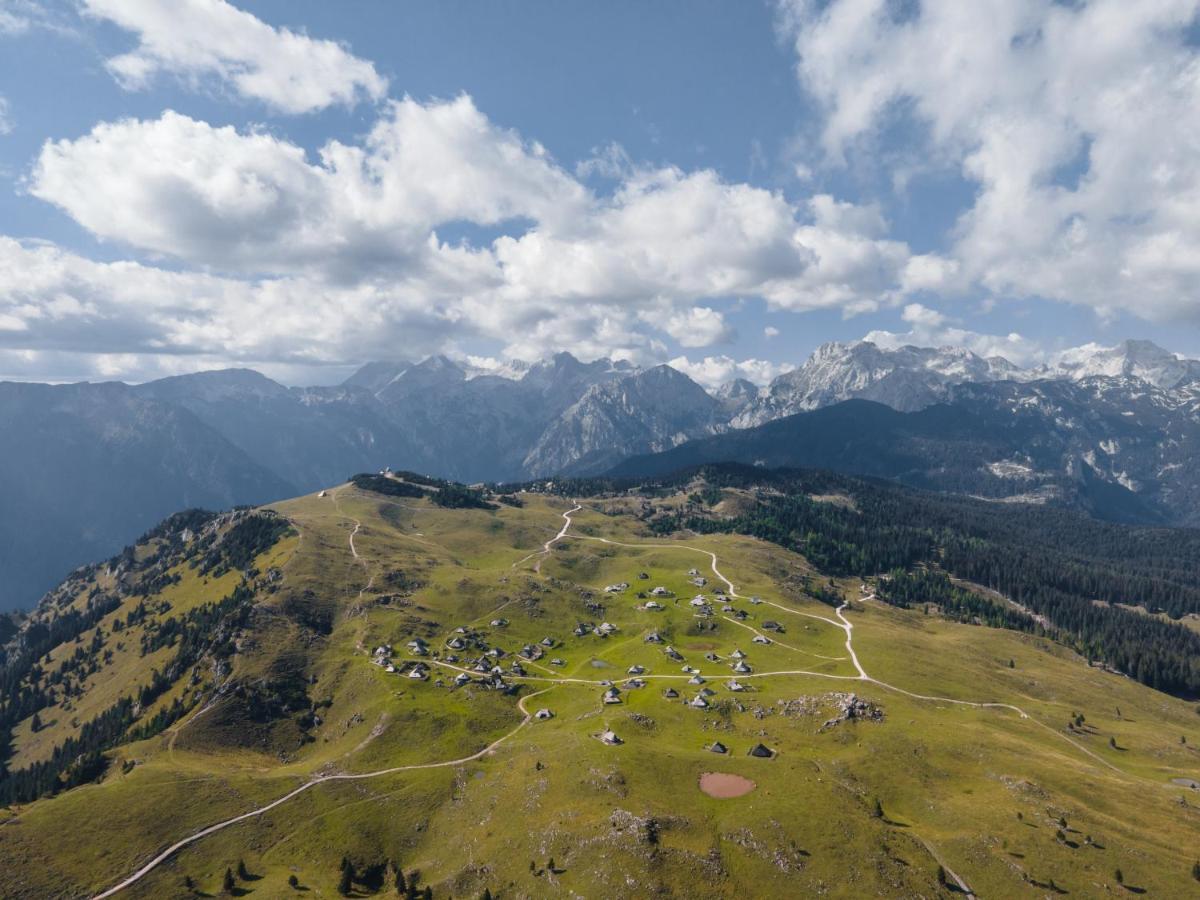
566,523,1127,776
513,503,581,571
96,496,1124,896
334,487,375,603
91,689,552,899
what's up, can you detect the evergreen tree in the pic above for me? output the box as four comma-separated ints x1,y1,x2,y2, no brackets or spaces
1115,868,1123,884
237,859,249,880
481,890,493,900
872,797,884,818
394,865,407,894
288,874,300,889
422,887,432,900
30,712,42,733
1192,859,1200,881
222,868,235,894
338,865,353,896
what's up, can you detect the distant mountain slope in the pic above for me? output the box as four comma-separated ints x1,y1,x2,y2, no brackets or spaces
0,382,294,610
135,369,419,492
609,398,1165,524
733,340,1022,425
523,365,726,476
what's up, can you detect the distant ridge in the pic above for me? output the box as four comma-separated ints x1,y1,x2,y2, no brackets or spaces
2,339,1199,609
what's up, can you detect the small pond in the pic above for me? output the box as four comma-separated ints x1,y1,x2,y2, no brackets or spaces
699,772,756,798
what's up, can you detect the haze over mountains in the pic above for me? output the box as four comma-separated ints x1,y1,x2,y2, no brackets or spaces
3,338,1200,609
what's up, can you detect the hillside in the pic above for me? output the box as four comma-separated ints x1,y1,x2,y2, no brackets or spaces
609,399,1166,524
0,381,296,611
1,471,1198,897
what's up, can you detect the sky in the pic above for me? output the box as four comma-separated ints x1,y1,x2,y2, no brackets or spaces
0,0,1198,388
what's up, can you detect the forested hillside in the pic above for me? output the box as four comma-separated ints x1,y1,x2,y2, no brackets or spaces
549,464,1200,696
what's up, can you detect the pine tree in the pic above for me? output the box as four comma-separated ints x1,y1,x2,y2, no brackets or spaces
936,865,947,887
183,875,194,891
548,857,556,873
872,797,884,818
237,859,249,880
30,712,42,733
422,888,432,900
288,874,300,889
481,890,493,900
338,865,353,896
1192,859,1200,882
1115,868,1123,884
222,868,236,894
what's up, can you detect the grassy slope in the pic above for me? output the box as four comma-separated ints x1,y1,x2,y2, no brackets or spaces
0,486,1197,898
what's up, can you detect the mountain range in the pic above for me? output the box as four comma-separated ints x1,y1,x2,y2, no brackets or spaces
2,337,1199,609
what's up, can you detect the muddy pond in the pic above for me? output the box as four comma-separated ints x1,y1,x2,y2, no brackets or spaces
699,772,756,798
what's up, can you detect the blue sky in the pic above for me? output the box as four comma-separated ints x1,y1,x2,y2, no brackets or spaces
0,0,1198,386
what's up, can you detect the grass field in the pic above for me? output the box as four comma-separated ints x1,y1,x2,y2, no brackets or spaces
2,483,1198,898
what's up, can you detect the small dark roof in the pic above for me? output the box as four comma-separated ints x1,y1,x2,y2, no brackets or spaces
663,687,679,698
708,742,728,753
748,743,775,758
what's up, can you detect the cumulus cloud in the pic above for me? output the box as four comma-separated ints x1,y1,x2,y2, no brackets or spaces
779,0,1200,323
31,99,585,277
0,96,11,135
863,303,1043,365
667,354,794,389
639,305,734,348
0,236,465,378
81,0,387,113
20,94,944,378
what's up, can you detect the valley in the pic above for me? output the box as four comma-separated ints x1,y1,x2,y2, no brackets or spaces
1,476,1198,897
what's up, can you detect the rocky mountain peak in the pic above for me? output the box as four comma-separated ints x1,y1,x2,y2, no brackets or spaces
1042,339,1200,389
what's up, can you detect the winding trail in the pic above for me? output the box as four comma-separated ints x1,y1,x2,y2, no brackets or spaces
561,518,1125,775
334,487,377,604
513,503,581,571
90,688,552,899
98,495,1126,896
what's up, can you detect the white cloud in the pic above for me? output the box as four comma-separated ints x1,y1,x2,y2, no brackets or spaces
780,0,1200,323
639,305,734,348
764,325,780,338
863,303,1043,365
24,95,942,376
0,7,27,34
81,0,387,114
31,99,585,277
667,354,794,389
0,96,11,135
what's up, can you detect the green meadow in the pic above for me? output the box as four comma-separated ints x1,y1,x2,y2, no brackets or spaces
2,484,1198,898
